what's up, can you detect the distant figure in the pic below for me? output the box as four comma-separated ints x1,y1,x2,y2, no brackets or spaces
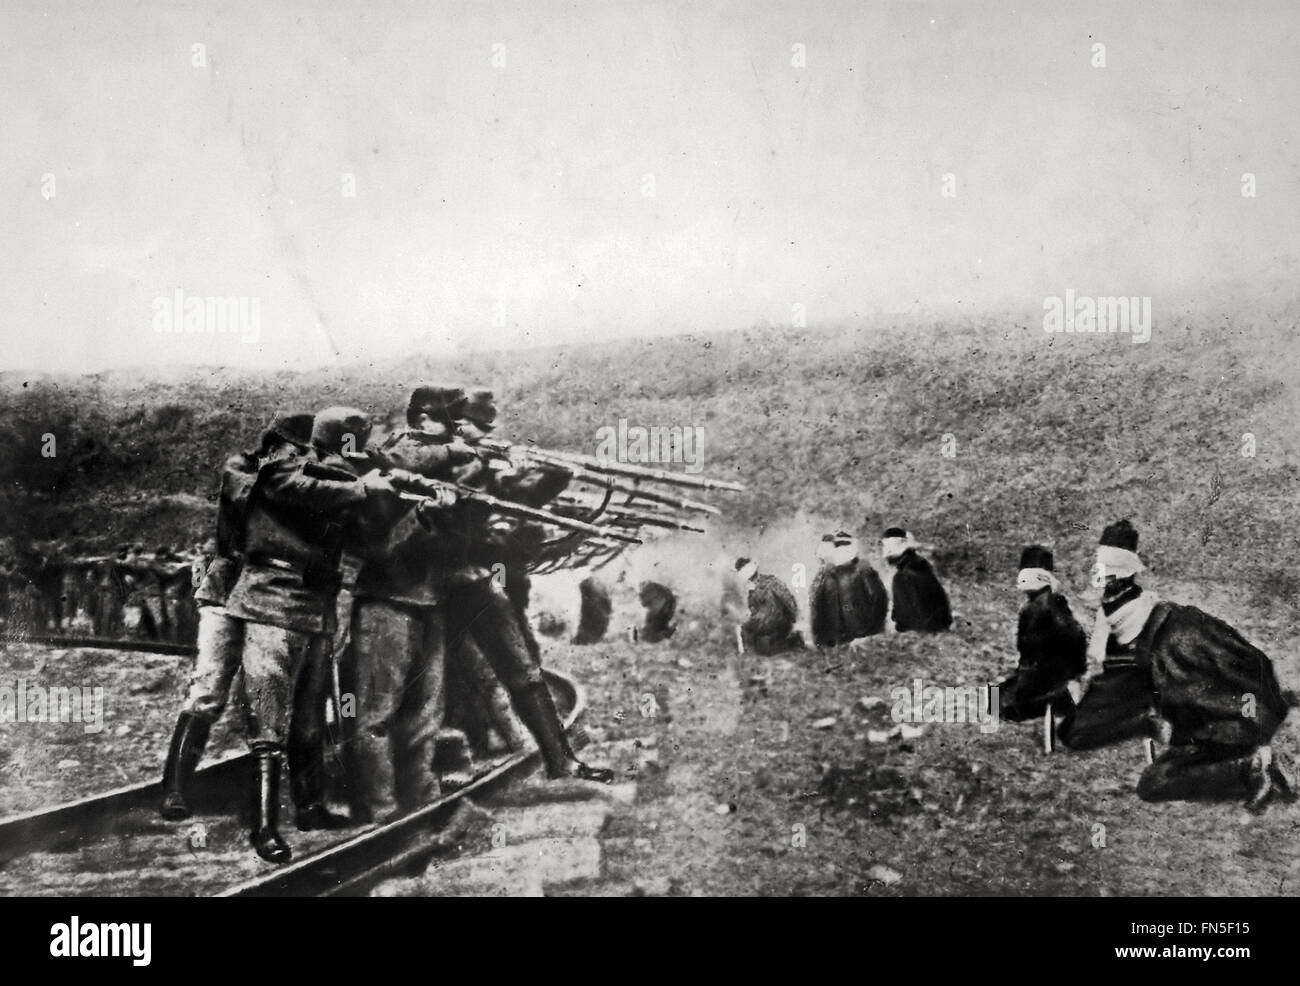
996,545,1087,722
881,528,952,633
573,575,612,644
639,581,677,643
810,532,888,647
93,553,126,637
735,557,804,655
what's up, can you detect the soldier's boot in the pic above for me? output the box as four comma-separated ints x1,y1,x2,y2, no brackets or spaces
513,682,614,784
249,746,292,864
288,740,352,831
433,729,475,793
159,711,210,820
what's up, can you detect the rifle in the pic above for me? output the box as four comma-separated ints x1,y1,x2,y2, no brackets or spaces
558,498,706,534
478,437,745,494
395,491,641,546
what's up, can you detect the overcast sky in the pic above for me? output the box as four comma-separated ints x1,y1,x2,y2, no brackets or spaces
2,1,1297,372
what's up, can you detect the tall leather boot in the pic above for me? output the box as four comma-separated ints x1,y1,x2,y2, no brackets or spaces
159,711,211,820
250,747,292,864
288,739,353,831
512,682,614,784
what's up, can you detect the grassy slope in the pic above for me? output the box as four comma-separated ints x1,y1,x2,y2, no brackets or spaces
3,312,1298,590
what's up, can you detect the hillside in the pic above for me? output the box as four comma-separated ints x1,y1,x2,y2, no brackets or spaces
3,311,1298,601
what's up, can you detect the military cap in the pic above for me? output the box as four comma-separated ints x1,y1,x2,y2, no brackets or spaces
264,411,315,450
407,383,468,423
312,406,373,459
461,387,498,428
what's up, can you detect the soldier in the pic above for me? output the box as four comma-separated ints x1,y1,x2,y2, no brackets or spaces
222,407,400,863
164,550,200,645
159,413,313,821
572,575,612,644
735,557,804,655
92,551,126,637
338,386,473,823
445,510,538,759
881,528,952,633
809,531,888,647
996,545,1088,723
30,542,67,632
638,581,677,643
120,543,159,640
438,387,614,783
1067,520,1295,810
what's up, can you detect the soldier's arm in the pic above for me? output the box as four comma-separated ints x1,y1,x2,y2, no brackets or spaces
491,462,571,507
257,458,367,512
381,434,476,478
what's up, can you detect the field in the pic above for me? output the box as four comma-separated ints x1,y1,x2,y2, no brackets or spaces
1,310,1298,895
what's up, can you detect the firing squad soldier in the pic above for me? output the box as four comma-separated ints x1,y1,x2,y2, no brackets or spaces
439,386,614,783
159,412,315,820
337,387,473,822
440,390,539,756
281,407,432,832
222,407,401,863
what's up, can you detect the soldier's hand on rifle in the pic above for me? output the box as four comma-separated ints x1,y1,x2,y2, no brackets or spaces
445,440,478,465
361,471,397,496
414,483,457,512
383,467,415,486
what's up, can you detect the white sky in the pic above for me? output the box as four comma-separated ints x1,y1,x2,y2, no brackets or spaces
2,0,1297,372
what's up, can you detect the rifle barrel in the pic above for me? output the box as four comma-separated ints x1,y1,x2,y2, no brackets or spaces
397,491,641,545
480,438,744,493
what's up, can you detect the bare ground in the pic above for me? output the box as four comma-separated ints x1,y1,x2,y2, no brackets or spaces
2,569,1297,896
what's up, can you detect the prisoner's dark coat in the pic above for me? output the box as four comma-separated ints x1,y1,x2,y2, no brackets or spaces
810,560,888,646
1140,602,1290,748
998,588,1088,721
889,550,952,633
639,581,677,643
574,576,612,644
744,574,798,638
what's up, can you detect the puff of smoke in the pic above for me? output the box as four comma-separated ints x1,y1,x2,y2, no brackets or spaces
530,510,882,637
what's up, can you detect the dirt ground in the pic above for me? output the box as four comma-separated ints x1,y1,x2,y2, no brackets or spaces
2,570,1298,896
547,576,1300,897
